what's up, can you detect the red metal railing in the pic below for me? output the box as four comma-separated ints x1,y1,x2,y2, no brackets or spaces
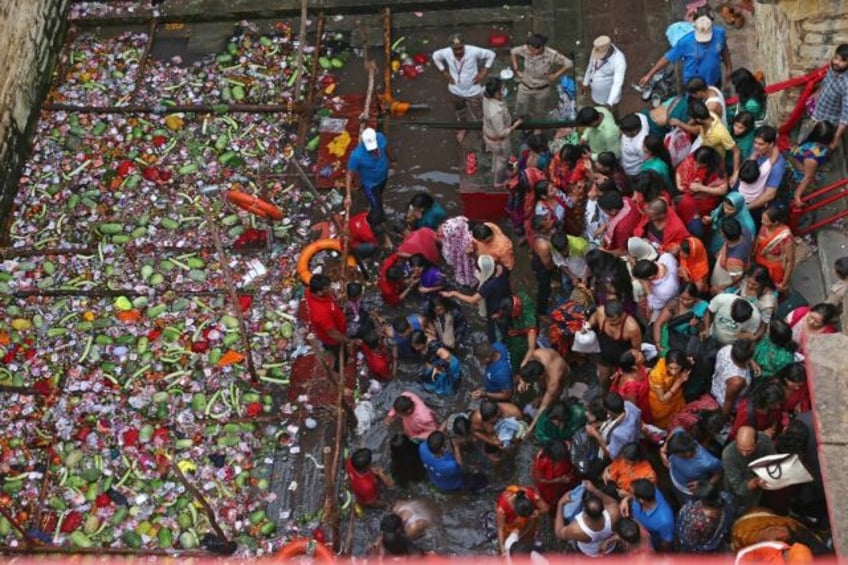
789,177,848,236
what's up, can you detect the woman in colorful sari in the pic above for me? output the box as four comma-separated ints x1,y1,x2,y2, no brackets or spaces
648,348,691,429
609,350,652,424
752,320,798,380
495,485,548,556
678,237,710,294
790,120,835,209
754,205,796,294
548,144,593,236
653,283,708,357
710,217,753,294
437,216,478,288
677,480,735,553
640,134,675,192
727,68,767,125
733,265,778,337
675,146,728,237
704,191,756,257
531,440,577,508
786,302,839,347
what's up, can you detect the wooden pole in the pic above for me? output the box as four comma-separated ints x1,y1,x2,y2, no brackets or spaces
170,460,229,542
131,20,158,102
293,0,309,103
201,199,260,383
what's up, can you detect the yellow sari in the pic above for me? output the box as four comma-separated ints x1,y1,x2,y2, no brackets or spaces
648,358,686,429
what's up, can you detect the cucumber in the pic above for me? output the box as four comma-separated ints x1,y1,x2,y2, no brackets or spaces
158,526,173,549
70,531,94,548
98,223,124,235
249,509,266,525
221,214,240,226
217,53,233,64
122,530,142,549
160,217,179,230
187,258,205,269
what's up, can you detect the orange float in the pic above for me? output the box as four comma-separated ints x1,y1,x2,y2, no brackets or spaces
296,238,357,285
225,189,284,221
275,538,335,562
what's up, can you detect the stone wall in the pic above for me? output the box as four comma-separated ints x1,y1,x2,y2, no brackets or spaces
0,0,70,237
752,0,848,124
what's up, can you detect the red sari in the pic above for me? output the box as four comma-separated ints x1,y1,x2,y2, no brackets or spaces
610,367,653,424
675,155,724,225
548,155,591,236
532,450,576,506
754,224,793,288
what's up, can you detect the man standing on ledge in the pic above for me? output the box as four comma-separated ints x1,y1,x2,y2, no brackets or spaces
582,35,627,115
345,127,395,219
639,8,731,89
432,33,496,144
510,33,573,120
810,43,848,151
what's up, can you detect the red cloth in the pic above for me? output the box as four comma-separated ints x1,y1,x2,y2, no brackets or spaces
634,203,691,253
728,398,782,441
606,199,643,253
360,341,392,381
398,227,441,264
349,211,378,247
532,451,576,506
345,458,380,505
304,288,346,346
675,155,724,223
610,369,653,425
379,253,405,307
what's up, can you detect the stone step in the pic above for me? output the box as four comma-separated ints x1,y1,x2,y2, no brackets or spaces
816,227,848,303
793,246,826,307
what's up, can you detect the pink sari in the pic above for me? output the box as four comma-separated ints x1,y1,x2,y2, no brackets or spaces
438,216,478,287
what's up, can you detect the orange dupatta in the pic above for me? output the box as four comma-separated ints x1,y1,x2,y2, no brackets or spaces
679,236,709,284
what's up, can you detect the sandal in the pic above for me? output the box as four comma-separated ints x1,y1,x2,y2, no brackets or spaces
465,152,478,176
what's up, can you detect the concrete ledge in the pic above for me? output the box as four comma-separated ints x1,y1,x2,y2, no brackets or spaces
807,333,848,558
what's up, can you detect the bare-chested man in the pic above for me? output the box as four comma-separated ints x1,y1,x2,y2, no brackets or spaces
517,347,569,434
470,399,524,462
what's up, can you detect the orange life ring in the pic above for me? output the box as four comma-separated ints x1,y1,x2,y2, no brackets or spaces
225,190,284,221
275,538,335,561
297,238,358,285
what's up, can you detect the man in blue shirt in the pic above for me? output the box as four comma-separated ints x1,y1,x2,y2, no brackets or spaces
639,11,731,89
418,431,464,492
622,479,675,552
739,125,787,226
472,342,513,401
662,428,723,504
345,127,395,219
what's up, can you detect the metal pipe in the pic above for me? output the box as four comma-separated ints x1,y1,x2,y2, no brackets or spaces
797,208,848,237
800,178,848,203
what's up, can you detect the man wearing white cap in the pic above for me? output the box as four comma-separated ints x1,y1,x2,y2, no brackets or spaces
345,127,395,218
582,36,627,112
432,32,496,143
639,8,731,89
510,33,573,118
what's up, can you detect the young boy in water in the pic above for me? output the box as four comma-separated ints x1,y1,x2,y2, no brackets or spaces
345,448,394,507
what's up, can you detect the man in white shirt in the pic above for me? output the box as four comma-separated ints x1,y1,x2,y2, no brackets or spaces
582,36,627,114
432,33,496,143
618,113,649,176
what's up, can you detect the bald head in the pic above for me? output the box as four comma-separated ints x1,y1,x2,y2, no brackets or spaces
736,426,757,457
646,199,668,222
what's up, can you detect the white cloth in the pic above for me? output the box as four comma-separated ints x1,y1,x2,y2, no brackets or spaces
582,45,627,106
737,158,773,204
620,113,649,175
647,252,680,316
432,44,496,98
575,511,615,557
705,86,727,127
711,345,752,409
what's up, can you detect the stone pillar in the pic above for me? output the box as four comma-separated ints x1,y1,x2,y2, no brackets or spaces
806,333,848,558
751,0,848,125
0,0,71,239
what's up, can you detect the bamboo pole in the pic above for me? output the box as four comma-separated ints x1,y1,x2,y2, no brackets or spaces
200,201,259,383
131,20,158,102
170,460,229,543
42,102,304,114
297,13,326,149
0,545,212,557
293,0,309,103
0,246,94,258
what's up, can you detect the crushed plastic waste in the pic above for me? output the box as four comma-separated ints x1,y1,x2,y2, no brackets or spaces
0,17,360,556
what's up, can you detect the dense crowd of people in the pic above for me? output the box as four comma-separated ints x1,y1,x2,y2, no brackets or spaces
303,11,848,561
